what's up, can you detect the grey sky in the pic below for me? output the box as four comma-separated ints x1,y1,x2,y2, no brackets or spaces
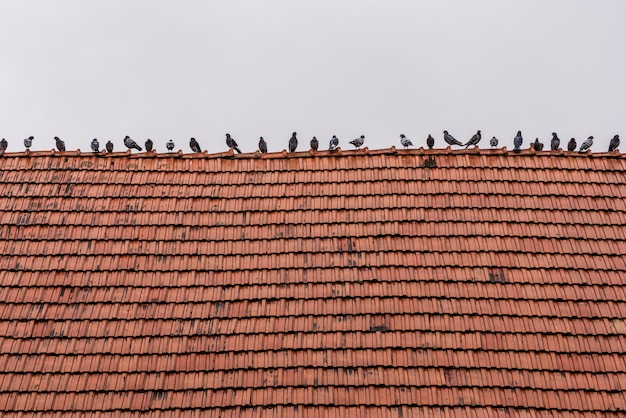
0,0,624,153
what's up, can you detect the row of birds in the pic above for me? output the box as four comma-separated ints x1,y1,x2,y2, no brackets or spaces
1,131,620,154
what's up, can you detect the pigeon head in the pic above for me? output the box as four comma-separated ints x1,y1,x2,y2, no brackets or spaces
588,136,594,140
360,135,365,139
443,130,448,134
552,132,557,137
400,134,405,138
477,130,481,134
54,136,60,140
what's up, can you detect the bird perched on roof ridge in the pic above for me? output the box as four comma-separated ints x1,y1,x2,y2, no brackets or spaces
513,131,523,152
145,138,154,152
310,136,318,151
532,138,544,151
288,132,298,153
24,136,33,150
608,135,620,152
258,137,268,153
551,132,560,151
567,138,576,152
0,138,7,154
189,137,201,153
464,130,482,148
490,136,498,148
54,136,66,152
350,135,365,149
124,136,142,151
226,133,242,153
329,135,339,151
105,140,114,153
400,134,413,149
166,139,174,153
90,138,99,152
426,134,435,149
578,136,593,153
443,131,463,147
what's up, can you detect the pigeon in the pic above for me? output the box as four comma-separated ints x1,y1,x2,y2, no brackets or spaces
124,136,142,151
55,136,66,152
464,130,482,148
189,137,201,153
567,138,577,152
513,131,523,152
166,139,175,152
350,135,365,149
0,138,7,154
578,136,593,153
90,138,99,152
490,136,498,148
24,136,33,150
310,136,318,151
329,135,339,151
226,133,242,153
443,130,463,147
608,135,620,152
400,134,413,149
426,135,435,149
106,140,114,153
145,138,154,152
551,132,560,151
288,132,298,153
532,138,544,151
258,137,268,153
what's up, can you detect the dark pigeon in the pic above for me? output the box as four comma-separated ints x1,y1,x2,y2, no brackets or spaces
226,133,242,153
258,137,268,153
55,136,66,152
24,136,33,150
288,132,298,153
490,136,498,148
443,130,463,147
190,137,201,153
608,135,620,152
166,139,174,152
464,130,482,148
513,131,523,152
0,138,7,154
350,135,365,149
551,132,560,151
426,134,435,149
310,136,318,151
105,140,114,153
145,138,154,152
329,135,339,151
90,138,99,152
400,134,413,149
532,138,544,151
567,138,577,152
578,136,593,153
124,136,142,151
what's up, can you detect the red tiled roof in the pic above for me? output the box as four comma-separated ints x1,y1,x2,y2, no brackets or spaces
1,147,625,417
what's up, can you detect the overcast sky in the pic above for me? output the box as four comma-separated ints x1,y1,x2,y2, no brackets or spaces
0,0,624,153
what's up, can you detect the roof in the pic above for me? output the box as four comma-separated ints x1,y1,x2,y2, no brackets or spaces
1,147,625,417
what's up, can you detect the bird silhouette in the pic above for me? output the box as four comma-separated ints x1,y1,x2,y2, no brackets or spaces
578,136,593,152
329,135,339,151
189,137,201,153
145,139,154,152
258,137,268,153
350,135,365,149
55,136,66,152
91,138,99,152
166,139,175,152
0,138,7,154
124,136,142,151
24,136,33,150
490,136,498,148
226,134,242,153
551,132,560,150
608,135,620,152
513,131,523,152
105,141,114,153
400,134,413,149
567,138,577,152
288,132,298,153
532,138,544,151
464,130,482,148
443,131,463,147
310,136,319,151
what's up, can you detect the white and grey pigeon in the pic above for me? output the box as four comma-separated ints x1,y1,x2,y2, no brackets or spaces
578,136,593,153
0,138,7,154
226,133,242,153
350,135,365,149
567,138,577,152
90,138,99,152
513,131,523,152
400,134,413,149
288,132,298,153
490,136,498,148
329,135,339,151
166,139,175,152
124,135,142,151
54,136,66,152
310,136,318,151
189,137,201,153
608,135,620,152
551,132,560,151
443,130,463,147
24,136,34,150
464,130,482,148
106,140,114,153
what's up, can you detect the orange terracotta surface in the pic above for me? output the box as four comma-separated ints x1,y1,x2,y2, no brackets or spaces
0,147,625,417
